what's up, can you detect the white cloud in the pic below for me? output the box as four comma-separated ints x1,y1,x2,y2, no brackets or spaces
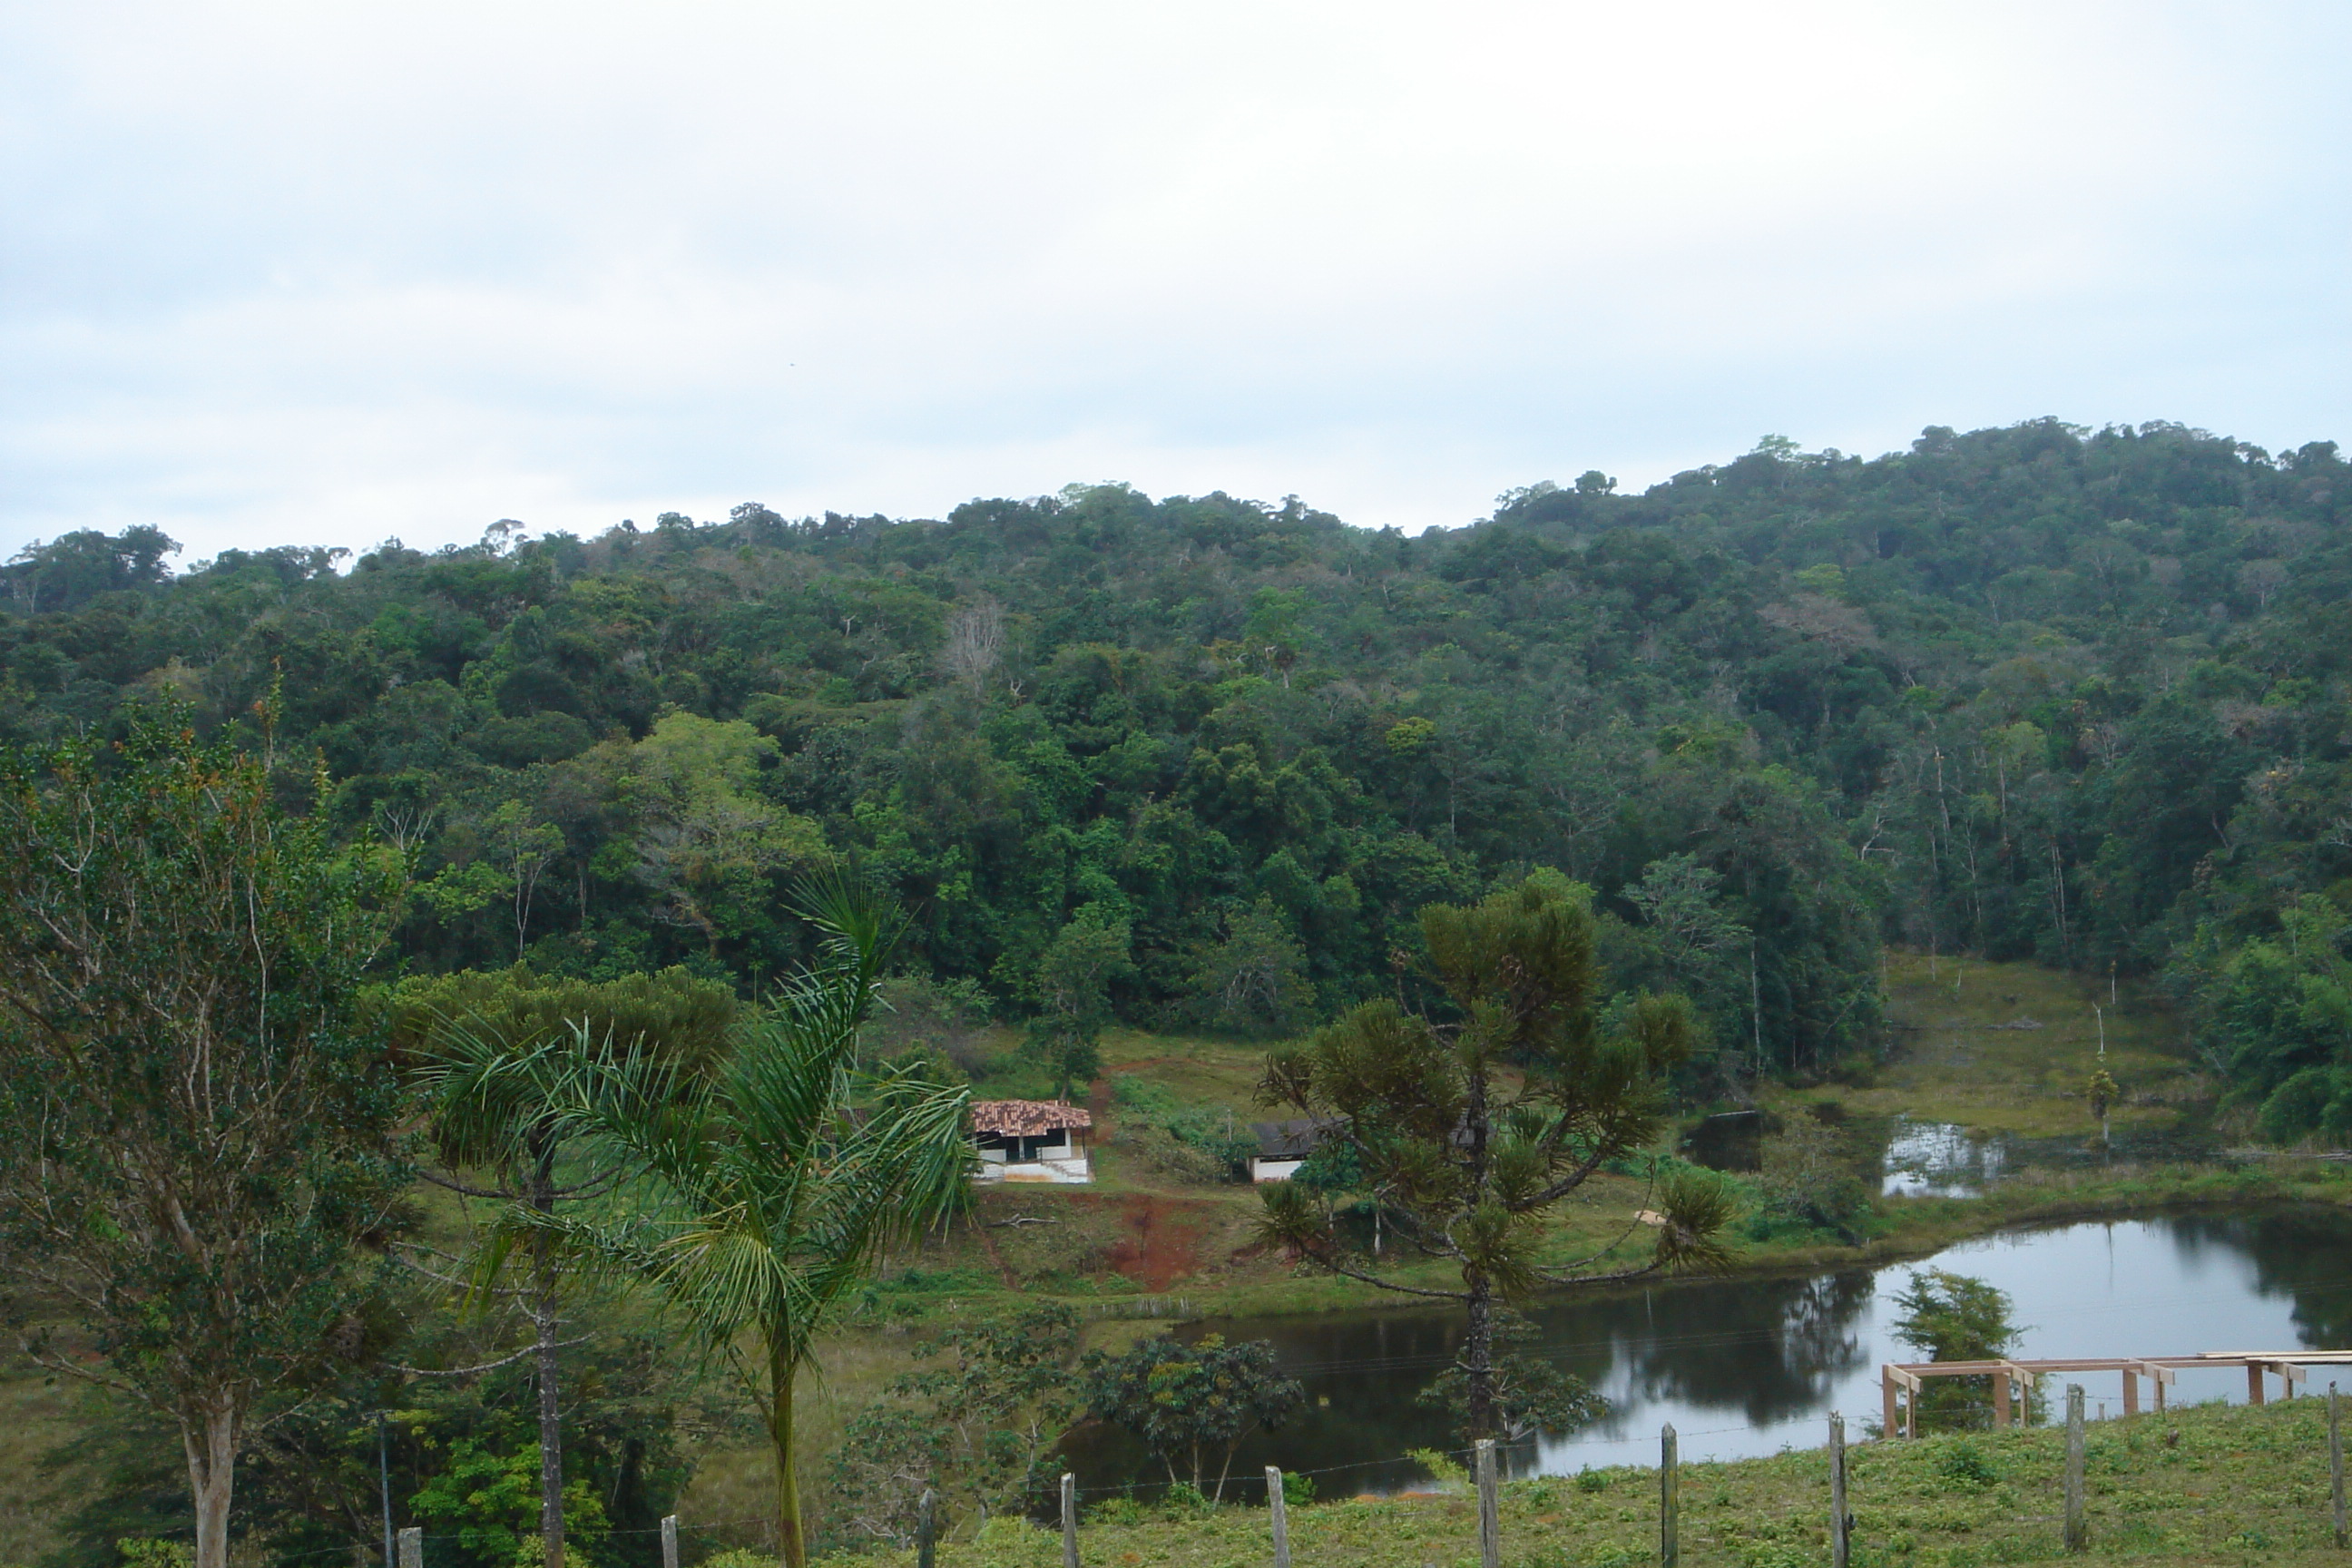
2,0,2345,560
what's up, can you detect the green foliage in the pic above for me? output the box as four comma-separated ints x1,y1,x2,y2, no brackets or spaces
1109,1076,1254,1182
542,883,972,1568
378,964,739,1070
1187,898,1315,1037
237,1335,691,1568
1892,1269,2034,1430
411,1439,612,1568
1405,1447,1467,1492
1082,1334,1305,1501
1259,873,1735,1437
1279,1471,1316,1506
2,418,2345,1135
1026,904,1133,1098
1937,1440,2003,1489
1892,1269,2022,1362
826,1302,1084,1549
114,1542,191,1568
0,707,411,1568
1756,1108,1869,1237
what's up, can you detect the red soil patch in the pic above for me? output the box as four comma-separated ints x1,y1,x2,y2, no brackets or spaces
1094,1192,1212,1291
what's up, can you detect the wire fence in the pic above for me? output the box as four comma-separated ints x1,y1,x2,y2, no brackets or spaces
124,1379,2352,1568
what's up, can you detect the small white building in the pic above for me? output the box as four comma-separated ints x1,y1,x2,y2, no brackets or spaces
972,1100,1093,1184
1248,1118,1341,1183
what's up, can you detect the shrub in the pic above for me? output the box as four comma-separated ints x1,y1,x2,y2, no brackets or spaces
1937,1440,2002,1489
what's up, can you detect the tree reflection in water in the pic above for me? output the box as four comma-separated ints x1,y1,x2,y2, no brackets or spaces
1057,1208,2352,1500
1527,1269,1876,1429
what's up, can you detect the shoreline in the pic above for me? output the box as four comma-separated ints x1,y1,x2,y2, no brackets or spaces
1026,1156,2352,1328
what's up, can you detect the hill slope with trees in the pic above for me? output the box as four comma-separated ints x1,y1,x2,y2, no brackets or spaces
5,417,2348,1134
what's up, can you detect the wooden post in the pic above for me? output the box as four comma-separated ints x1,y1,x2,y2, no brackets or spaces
1475,1439,1501,1568
2063,1385,2088,1554
2330,1384,2346,1551
2250,1363,2268,1406
916,1492,936,1568
660,1516,678,1568
1994,1370,2011,1430
1061,1473,1079,1568
397,1528,422,1568
1828,1413,1850,1568
1660,1424,1680,1568
2121,1368,2138,1417
1266,1468,1290,1568
1883,1368,1900,1439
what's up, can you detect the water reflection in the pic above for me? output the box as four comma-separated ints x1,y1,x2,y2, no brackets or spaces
1059,1209,2352,1500
1868,1115,2223,1197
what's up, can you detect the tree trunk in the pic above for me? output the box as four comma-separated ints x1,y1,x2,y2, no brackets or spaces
769,1345,806,1568
1463,1280,1496,1440
525,1140,566,1568
182,1396,240,1568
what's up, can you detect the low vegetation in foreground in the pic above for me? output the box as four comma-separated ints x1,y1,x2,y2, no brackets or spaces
832,1396,2352,1568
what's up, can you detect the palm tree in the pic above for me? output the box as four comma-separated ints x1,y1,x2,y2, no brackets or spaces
544,886,971,1568
399,968,734,1568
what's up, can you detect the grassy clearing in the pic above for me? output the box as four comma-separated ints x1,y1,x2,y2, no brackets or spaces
1786,953,2206,1140
823,1395,2352,1568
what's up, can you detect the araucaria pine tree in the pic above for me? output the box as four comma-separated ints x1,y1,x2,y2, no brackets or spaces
1256,872,1736,1441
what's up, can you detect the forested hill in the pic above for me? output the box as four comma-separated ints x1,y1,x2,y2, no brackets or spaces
5,418,2350,1135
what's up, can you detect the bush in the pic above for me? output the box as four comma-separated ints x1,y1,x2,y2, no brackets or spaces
1160,1482,1211,1516
1938,1440,2002,1489
1108,1076,1253,1182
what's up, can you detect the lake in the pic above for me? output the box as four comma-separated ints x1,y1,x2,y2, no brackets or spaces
1061,1208,2352,1500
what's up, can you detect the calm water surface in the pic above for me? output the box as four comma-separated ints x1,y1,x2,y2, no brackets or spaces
1061,1209,2352,1499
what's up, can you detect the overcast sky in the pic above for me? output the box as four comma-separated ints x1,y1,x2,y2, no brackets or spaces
3,1,2347,563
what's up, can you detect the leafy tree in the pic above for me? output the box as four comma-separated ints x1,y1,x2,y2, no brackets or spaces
1189,898,1315,1036
411,1438,612,1568
826,1302,1083,1546
1256,873,1736,1440
1081,1334,1304,1500
1756,1108,1868,1238
1026,905,1132,1099
537,885,970,1568
0,710,409,1568
618,713,827,957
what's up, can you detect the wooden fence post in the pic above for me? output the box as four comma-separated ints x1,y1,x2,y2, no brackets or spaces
1660,1424,1680,1568
1266,1467,1290,1568
1475,1438,1501,1568
1829,1413,1850,1568
2329,1383,2346,1551
397,1527,422,1568
660,1515,678,1568
1061,1473,1080,1568
2063,1385,2088,1554
916,1491,936,1568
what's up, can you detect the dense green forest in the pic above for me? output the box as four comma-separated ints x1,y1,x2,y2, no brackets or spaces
5,417,2349,1137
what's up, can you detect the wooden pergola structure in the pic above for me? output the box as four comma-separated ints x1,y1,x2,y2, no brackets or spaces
1882,1349,2352,1438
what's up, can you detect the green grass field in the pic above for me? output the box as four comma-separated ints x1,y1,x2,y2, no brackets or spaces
827,1395,2352,1568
